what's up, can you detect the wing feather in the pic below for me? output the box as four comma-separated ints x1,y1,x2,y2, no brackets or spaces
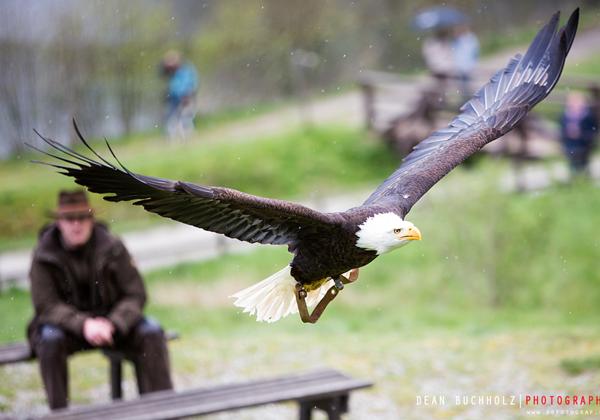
364,9,578,216
31,125,341,246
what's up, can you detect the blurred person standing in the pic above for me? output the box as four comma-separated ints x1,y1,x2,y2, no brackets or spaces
453,24,479,101
422,28,455,103
559,91,598,177
27,190,173,410
161,50,199,140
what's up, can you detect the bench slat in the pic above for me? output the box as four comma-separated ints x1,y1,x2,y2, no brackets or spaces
0,342,32,365
44,370,372,420
124,378,371,420
45,370,346,418
124,374,361,416
47,378,371,420
49,370,340,414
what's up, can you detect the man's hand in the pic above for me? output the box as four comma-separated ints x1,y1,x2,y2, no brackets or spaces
83,317,115,347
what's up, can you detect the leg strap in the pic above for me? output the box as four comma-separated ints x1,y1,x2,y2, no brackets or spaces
295,283,340,324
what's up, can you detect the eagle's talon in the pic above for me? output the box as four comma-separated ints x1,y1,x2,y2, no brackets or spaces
341,268,359,284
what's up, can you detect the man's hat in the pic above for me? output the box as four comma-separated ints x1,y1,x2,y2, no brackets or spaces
52,189,94,218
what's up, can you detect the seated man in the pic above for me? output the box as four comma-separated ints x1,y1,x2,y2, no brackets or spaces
27,189,173,410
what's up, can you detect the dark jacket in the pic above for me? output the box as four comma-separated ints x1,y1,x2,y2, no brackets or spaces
560,108,598,150
27,223,146,344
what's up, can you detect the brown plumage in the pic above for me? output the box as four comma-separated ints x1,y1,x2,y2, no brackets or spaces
31,9,578,323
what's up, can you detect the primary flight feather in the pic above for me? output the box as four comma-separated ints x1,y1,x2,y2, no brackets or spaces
31,9,579,323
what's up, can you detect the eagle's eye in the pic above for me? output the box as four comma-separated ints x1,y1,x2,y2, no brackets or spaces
393,228,402,234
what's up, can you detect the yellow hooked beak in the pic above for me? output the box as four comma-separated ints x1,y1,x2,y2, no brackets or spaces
398,226,422,241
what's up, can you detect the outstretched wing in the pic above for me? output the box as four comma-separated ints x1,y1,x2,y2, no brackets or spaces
365,9,579,216
30,124,340,246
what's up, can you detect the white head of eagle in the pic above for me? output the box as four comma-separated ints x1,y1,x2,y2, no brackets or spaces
355,212,422,255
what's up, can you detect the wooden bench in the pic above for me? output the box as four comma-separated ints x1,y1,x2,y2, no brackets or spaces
0,331,178,401
43,369,373,420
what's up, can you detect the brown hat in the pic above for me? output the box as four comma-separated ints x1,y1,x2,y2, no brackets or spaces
52,189,94,218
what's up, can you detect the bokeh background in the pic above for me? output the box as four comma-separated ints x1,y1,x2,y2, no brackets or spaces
1,0,599,418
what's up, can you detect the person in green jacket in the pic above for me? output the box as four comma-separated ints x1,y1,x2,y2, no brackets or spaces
27,190,173,410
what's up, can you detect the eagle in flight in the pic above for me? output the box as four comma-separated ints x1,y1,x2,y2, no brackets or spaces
32,10,578,323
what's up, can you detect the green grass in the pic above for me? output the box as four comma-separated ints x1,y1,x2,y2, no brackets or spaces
561,355,600,375
4,161,600,340
570,52,600,75
0,288,31,343
2,162,600,416
3,34,599,251
0,125,397,251
2,160,600,417
147,166,600,330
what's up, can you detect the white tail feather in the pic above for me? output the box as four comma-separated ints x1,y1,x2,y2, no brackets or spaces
230,265,334,323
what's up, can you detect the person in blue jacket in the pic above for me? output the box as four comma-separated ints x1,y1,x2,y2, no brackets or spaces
161,50,198,139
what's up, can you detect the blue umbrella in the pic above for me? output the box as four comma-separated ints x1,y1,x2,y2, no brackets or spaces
412,6,468,31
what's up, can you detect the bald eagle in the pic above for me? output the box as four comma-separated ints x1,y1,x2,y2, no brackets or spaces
31,10,578,323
